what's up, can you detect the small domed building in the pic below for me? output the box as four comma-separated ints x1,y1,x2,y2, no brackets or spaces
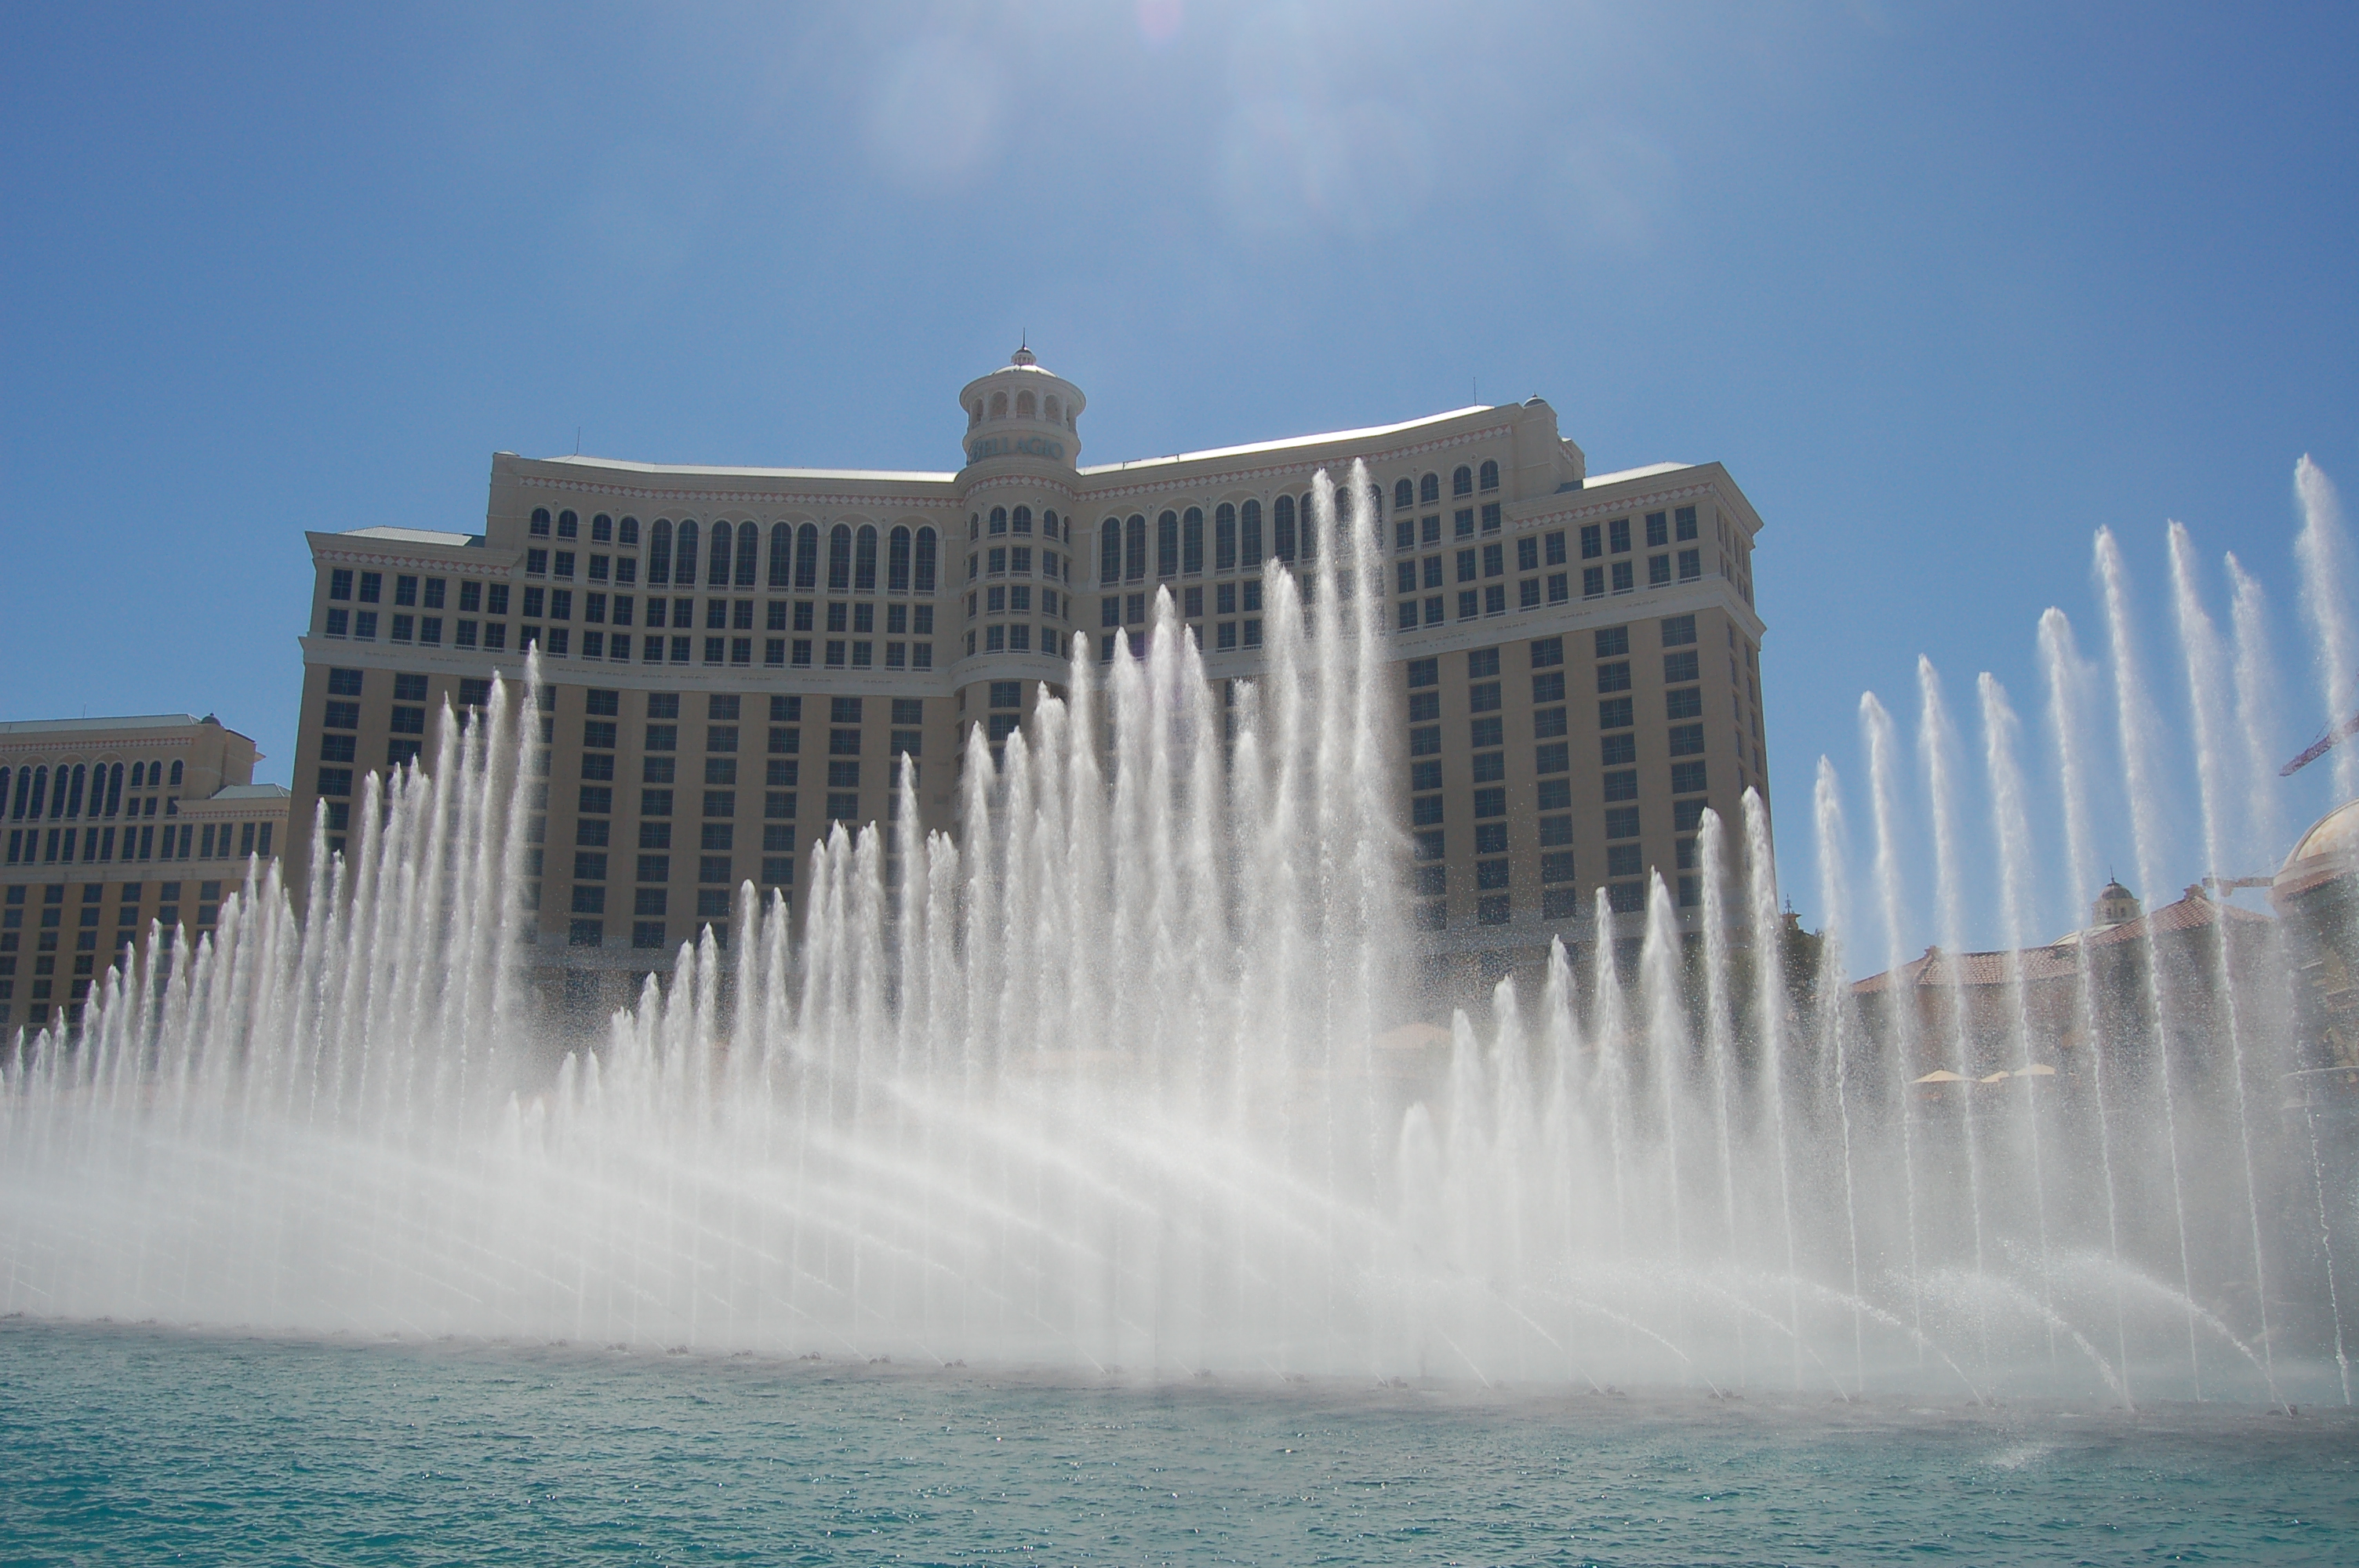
2272,797,2359,1082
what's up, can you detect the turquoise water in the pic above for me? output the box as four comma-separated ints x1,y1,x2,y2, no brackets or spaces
2,1320,2353,1565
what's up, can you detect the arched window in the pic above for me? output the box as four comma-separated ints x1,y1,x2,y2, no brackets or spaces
64,764,85,818
649,521,674,584
1298,493,1318,564
914,527,939,593
530,507,552,537
828,524,852,591
1182,506,1205,575
0,769,9,822
1125,514,1147,583
1100,519,1120,585
1273,494,1297,564
1394,478,1414,511
1157,510,1180,578
676,521,700,584
734,522,758,586
593,513,613,543
969,512,980,541
1478,459,1499,492
708,522,735,586
969,400,983,429
855,524,879,591
1241,499,1263,565
989,507,1007,535
619,516,641,546
1045,396,1060,423
888,526,914,591
26,766,47,820
104,762,122,818
1215,503,1237,572
769,523,793,588
1016,390,1036,419
795,524,820,589
990,390,1008,419
129,762,144,789
558,509,579,539
1419,473,1439,506
169,760,183,787
1012,505,1031,535
1452,466,1472,497
1042,510,1059,540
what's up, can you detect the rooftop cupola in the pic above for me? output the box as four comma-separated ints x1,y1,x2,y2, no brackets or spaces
958,345,1085,473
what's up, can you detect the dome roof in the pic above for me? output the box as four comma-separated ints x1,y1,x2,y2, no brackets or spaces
2274,797,2359,904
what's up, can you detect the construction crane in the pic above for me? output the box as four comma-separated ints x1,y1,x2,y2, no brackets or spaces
2281,702,2359,776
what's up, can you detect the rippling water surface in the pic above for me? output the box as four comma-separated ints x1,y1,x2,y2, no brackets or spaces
3,1319,2353,1564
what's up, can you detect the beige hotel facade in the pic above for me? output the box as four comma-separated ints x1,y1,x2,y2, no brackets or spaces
289,350,1772,998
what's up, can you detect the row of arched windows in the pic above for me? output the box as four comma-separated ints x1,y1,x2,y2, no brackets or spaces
2,759,175,822
1097,489,1392,586
631,520,938,593
969,389,1071,426
969,506,1062,540
1391,462,1500,512
531,508,638,544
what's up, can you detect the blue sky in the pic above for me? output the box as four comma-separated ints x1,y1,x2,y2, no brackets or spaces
5,2,2357,957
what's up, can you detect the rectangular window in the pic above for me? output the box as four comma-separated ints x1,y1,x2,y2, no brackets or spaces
1476,895,1510,926
487,584,510,616
1579,524,1601,560
1539,815,1573,848
1410,760,1443,793
1604,769,1639,802
1670,760,1708,795
1532,670,1565,702
1473,787,1506,819
1412,795,1444,826
578,785,613,815
1518,579,1540,609
1455,508,1474,538
1535,706,1567,739
1410,724,1441,757
1471,751,1505,784
1535,742,1568,775
1676,505,1699,541
1608,518,1630,554
1669,724,1705,757
1456,548,1478,583
1677,548,1702,581
1602,732,1637,766
1608,843,1644,878
1674,798,1708,833
1661,613,1697,647
1599,696,1634,729
1547,572,1568,605
1482,543,1504,578
1605,806,1640,840
1610,561,1634,593
1645,512,1668,549
1469,716,1503,749
702,790,735,818
1597,661,1631,693
1468,682,1501,714
1582,567,1604,599
1666,687,1703,720
1648,554,1671,586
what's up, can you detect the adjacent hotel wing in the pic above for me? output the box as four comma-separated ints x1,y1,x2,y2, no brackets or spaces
2,713,289,1032
289,350,1769,995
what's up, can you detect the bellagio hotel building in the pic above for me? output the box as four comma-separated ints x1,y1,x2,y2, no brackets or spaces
290,349,1771,997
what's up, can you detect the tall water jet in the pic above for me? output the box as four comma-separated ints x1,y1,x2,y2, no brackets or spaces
1859,694,1926,1351
2095,527,2205,1391
2166,523,2279,1405
2294,457,2359,803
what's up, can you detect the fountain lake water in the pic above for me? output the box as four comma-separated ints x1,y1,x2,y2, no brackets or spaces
2,460,2355,1406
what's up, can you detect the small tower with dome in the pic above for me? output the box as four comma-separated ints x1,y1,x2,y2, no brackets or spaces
958,345,1085,474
